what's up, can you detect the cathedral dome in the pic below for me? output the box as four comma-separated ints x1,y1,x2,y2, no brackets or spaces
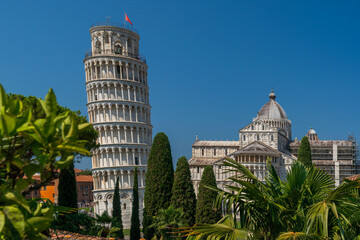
257,90,288,119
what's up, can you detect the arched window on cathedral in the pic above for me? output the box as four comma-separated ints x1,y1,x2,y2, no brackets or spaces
123,203,126,210
257,135,260,141
243,135,246,141
225,149,228,155
271,135,274,141
201,149,204,156
214,149,216,156
251,125,254,130
262,125,265,130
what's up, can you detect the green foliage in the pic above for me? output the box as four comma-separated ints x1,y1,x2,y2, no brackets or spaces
144,132,174,239
77,169,92,175
58,161,77,208
187,158,360,240
171,156,196,226
196,165,221,224
297,136,312,168
150,206,184,240
184,215,252,240
112,177,124,239
130,167,140,240
0,84,92,239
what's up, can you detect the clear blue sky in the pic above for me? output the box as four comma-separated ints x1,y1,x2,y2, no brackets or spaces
1,1,359,170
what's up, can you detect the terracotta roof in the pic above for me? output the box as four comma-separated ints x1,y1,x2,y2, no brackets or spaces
346,174,360,181
76,175,93,182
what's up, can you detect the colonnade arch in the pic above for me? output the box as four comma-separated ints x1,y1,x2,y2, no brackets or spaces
88,103,150,124
86,81,149,105
84,59,147,85
93,125,152,145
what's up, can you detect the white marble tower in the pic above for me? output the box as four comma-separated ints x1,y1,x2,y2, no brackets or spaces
84,22,152,228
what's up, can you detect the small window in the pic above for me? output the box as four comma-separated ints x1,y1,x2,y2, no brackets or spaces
201,149,204,156
135,157,139,165
95,41,101,54
85,185,88,190
243,135,246,141
80,186,84,191
114,44,123,54
251,125,254,130
214,149,216,156
95,94,98,100
123,203,126,210
257,135,260,141
262,125,265,130
43,186,47,190
197,167,200,173
104,33,109,43
271,135,274,141
219,166,221,169
225,149,228,155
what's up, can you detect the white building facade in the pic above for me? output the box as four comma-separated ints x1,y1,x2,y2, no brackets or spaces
84,22,152,228
189,91,296,194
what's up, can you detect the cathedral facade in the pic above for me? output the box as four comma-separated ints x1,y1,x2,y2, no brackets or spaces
189,91,358,193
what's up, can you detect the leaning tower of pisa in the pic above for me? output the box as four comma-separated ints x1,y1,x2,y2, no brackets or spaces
84,21,152,228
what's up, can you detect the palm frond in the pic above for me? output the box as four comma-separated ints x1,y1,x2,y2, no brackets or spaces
184,215,252,240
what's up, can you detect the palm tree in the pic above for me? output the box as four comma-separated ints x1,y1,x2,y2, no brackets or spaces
185,159,360,240
150,206,184,240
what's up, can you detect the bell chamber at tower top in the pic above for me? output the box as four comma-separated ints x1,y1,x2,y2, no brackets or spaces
84,23,146,64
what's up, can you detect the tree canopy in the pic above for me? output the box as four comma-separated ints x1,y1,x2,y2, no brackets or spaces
195,165,221,224
171,156,196,226
297,136,312,168
111,177,124,239
143,132,174,239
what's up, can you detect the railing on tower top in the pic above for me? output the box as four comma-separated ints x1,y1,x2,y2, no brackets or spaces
90,22,139,35
84,49,146,64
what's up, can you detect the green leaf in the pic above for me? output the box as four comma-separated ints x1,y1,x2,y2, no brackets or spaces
78,122,91,131
1,190,31,213
0,211,5,233
40,88,57,117
55,155,74,168
26,217,51,233
14,179,30,192
3,206,26,236
55,144,90,156
24,164,39,179
0,84,8,107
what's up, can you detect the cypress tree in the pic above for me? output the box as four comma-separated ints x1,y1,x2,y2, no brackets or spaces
143,132,174,240
297,136,312,168
58,161,77,208
112,177,124,239
171,156,196,226
130,167,140,240
195,165,221,224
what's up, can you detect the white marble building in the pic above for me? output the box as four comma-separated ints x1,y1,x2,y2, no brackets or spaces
84,22,152,228
189,91,296,194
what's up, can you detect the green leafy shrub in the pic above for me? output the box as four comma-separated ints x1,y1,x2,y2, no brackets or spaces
0,84,92,239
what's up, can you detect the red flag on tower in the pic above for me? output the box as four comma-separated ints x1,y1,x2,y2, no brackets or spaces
125,13,133,26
